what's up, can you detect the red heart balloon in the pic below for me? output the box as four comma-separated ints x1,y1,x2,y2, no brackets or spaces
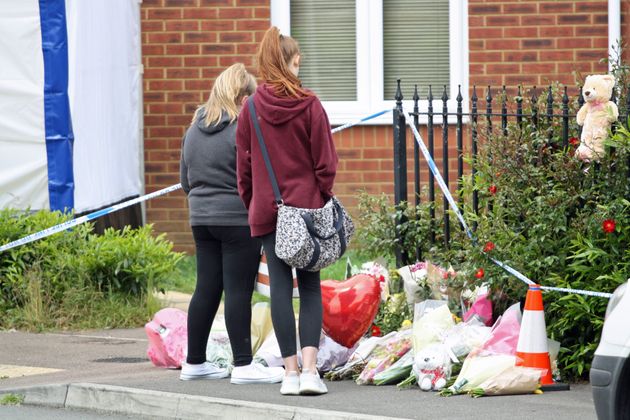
321,274,381,348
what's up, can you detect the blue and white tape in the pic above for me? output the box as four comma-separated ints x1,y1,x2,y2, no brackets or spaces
1,109,390,254
0,184,183,253
401,107,613,299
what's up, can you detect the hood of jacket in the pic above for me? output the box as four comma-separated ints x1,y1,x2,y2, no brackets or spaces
253,83,317,125
195,110,232,134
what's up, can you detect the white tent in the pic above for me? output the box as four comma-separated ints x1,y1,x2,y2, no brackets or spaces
0,0,143,214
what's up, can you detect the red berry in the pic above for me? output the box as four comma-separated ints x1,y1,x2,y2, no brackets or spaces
569,137,580,147
483,241,495,252
371,325,382,337
489,185,498,195
602,219,616,234
475,268,485,279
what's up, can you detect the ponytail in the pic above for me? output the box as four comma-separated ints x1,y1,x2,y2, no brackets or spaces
257,26,312,99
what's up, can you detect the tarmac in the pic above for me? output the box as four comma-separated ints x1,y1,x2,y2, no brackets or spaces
0,292,598,420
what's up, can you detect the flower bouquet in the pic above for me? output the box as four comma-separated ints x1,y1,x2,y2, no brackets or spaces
356,329,412,385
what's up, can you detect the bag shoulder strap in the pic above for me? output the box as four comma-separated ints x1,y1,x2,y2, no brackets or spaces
248,95,283,205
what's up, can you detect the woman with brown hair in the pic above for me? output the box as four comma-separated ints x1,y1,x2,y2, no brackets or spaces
179,63,284,385
236,27,337,395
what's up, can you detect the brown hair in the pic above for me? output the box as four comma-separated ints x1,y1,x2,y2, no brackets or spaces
195,63,257,127
256,26,313,99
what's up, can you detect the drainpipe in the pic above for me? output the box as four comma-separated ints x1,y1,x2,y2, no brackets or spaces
609,0,621,72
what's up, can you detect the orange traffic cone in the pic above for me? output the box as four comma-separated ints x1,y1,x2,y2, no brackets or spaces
516,284,569,391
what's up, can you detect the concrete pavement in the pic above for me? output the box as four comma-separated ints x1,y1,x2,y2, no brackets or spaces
0,328,597,420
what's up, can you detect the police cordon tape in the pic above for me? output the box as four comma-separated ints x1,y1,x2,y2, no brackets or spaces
399,107,613,299
0,110,391,254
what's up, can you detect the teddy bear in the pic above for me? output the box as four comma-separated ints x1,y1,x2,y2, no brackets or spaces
413,344,452,391
575,74,619,161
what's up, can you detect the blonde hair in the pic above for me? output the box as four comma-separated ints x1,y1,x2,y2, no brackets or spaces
257,26,312,99
195,63,257,127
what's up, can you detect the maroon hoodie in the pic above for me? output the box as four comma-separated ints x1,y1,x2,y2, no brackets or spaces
236,84,338,237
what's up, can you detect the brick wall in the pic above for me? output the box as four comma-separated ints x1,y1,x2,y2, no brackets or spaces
469,0,610,93
142,0,625,253
142,0,269,253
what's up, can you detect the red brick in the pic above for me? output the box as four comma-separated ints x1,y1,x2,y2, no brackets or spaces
143,45,164,56
201,20,235,31
168,92,202,102
504,51,537,62
486,63,520,74
166,68,201,79
145,163,167,174
486,39,519,50
527,15,555,25
145,116,166,126
218,8,252,19
166,44,200,55
142,21,163,32
168,115,194,126
594,15,608,24
522,39,553,49
469,16,484,28
539,27,574,37
558,38,591,49
472,28,503,39
201,44,235,54
184,32,217,43
165,0,197,5
220,32,253,43
577,50,606,61
539,50,574,61
470,51,502,62
237,43,259,54
236,20,270,31
165,21,199,31
470,5,501,13
254,7,270,19
200,0,231,5
558,62,593,74
151,127,184,138
505,75,537,86
575,25,607,36
150,103,184,114
144,139,168,150
237,0,267,5
148,56,183,67
469,40,484,50
144,68,164,80
144,92,165,102
504,27,538,38
522,63,556,74
558,15,590,25
184,56,218,67
183,8,217,19
143,0,163,6
504,4,536,13
148,8,182,19
148,32,182,44
149,80,184,91
592,38,610,49
219,55,253,67
486,16,519,26
540,2,574,13
575,2,607,13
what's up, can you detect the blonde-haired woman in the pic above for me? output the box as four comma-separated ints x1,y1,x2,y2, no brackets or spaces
179,63,284,384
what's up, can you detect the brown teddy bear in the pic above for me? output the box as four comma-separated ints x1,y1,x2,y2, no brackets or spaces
575,74,619,161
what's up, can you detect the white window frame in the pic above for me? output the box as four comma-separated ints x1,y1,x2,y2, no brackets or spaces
271,0,469,125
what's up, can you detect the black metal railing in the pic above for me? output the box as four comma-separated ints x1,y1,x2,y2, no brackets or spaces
392,79,630,266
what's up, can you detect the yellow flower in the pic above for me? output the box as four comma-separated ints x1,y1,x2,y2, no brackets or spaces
401,319,412,328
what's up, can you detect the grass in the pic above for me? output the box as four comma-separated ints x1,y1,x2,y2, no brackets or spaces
0,394,24,406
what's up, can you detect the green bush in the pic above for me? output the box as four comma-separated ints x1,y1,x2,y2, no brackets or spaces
354,85,629,380
0,210,182,330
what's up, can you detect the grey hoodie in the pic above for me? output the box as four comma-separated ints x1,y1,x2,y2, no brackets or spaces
180,112,249,226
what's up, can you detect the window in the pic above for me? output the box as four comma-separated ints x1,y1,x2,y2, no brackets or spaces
271,0,468,124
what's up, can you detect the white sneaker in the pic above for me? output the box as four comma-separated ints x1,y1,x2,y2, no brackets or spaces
180,362,229,381
299,369,328,395
230,362,285,384
280,371,300,395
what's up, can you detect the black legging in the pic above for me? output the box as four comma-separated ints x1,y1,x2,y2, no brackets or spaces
186,225,261,366
262,231,322,358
